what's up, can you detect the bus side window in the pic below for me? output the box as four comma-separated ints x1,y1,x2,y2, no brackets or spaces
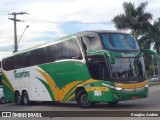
61,41,69,59
68,39,82,59
2,58,8,70
47,44,61,62
35,48,47,65
28,51,36,66
80,36,102,51
61,39,82,60
81,37,90,51
23,53,30,67
89,36,102,50
53,44,61,61
15,55,23,69
8,57,15,70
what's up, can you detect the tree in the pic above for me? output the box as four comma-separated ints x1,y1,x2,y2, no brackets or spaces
138,18,160,54
152,18,160,54
112,1,152,40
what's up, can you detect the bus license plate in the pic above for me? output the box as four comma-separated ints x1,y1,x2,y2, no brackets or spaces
132,96,138,100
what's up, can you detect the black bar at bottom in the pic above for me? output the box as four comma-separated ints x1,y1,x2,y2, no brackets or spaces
0,111,160,117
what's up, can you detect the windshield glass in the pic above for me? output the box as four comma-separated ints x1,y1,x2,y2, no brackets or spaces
101,33,139,51
110,57,146,82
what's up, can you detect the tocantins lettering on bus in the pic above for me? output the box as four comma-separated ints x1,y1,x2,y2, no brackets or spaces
14,70,30,78
121,53,135,57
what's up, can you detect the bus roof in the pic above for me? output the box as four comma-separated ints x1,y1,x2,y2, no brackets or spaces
9,34,74,57
3,30,130,59
75,30,130,36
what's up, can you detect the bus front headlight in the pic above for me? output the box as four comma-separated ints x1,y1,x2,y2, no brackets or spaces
145,84,149,88
101,83,123,91
115,87,123,91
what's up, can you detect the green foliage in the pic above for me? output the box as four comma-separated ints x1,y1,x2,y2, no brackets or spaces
113,1,152,40
143,53,153,67
113,1,160,54
138,18,160,54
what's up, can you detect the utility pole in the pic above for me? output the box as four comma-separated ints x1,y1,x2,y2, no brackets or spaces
8,12,28,52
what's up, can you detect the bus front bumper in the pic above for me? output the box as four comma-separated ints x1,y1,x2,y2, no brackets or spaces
87,86,148,102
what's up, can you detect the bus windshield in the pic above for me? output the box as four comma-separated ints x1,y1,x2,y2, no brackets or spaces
110,57,146,82
101,33,139,51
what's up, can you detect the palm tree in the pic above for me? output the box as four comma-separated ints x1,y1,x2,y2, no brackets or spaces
112,1,152,40
152,18,160,54
138,18,160,54
137,22,153,49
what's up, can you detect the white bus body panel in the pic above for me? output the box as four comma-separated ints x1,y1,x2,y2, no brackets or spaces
3,66,52,101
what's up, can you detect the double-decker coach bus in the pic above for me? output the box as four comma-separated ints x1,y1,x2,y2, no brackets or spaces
2,30,157,108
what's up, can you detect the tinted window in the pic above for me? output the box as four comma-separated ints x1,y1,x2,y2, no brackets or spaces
110,57,146,82
29,50,36,66
2,39,82,71
2,59,8,70
101,33,139,51
35,48,47,64
80,36,102,51
15,55,23,69
2,57,15,71
61,39,82,59
22,53,29,67
47,44,61,62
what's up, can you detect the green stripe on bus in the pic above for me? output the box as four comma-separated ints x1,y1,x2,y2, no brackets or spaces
2,72,14,92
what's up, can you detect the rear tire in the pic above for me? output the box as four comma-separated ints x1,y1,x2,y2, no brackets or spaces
15,94,23,105
22,92,30,105
0,97,6,104
76,90,94,108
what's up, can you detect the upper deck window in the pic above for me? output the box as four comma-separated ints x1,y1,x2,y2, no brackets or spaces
101,33,139,51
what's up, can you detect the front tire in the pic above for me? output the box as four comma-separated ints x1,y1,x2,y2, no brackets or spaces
76,90,94,108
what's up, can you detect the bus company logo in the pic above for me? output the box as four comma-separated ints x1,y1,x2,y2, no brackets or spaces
14,70,30,78
121,53,135,57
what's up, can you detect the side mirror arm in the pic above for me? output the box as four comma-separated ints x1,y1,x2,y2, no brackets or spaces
140,49,158,65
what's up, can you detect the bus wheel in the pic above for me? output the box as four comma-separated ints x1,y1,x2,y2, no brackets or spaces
76,90,94,108
22,92,30,105
0,97,6,104
15,94,23,105
108,101,119,105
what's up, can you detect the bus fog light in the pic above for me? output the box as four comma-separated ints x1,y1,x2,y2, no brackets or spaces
94,91,102,96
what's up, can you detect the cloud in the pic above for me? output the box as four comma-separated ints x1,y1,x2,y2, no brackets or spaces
0,0,160,60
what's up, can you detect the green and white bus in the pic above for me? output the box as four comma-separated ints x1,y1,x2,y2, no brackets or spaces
2,30,157,108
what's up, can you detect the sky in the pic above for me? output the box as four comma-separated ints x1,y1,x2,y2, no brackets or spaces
0,0,160,60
